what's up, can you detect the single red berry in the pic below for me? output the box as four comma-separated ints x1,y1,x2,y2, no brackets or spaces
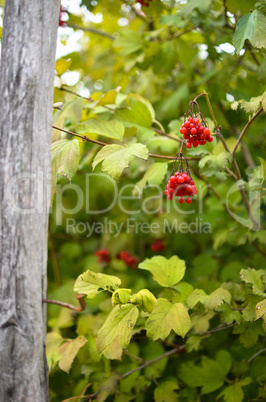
186,197,192,204
178,176,184,183
204,128,210,135
207,135,213,142
191,127,197,135
178,197,184,204
186,142,192,149
184,121,190,128
194,117,200,125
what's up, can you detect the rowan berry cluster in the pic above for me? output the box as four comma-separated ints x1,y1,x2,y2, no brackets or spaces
165,171,197,203
150,239,166,251
117,251,139,269
137,0,152,7
94,249,111,263
180,116,213,148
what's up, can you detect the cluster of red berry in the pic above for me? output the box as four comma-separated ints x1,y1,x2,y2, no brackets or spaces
180,116,213,148
59,5,68,27
164,171,197,204
137,0,152,7
94,249,111,263
150,239,166,251
117,251,139,269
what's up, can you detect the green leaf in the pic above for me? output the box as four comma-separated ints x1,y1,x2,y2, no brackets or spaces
218,378,253,402
139,255,186,287
145,298,191,340
240,268,266,296
102,337,123,360
242,295,262,321
74,269,121,299
133,163,168,196
115,97,153,128
255,300,266,322
51,139,80,203
76,119,124,141
154,379,179,402
113,31,143,55
179,355,226,394
58,335,87,374
180,0,212,18
130,289,157,313
199,152,232,171
92,143,149,180
186,288,231,309
112,289,132,305
241,95,263,113
96,304,139,353
55,58,72,76
233,10,266,54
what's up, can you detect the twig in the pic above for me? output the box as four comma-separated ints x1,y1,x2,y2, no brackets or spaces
205,322,237,334
122,346,185,379
43,294,86,312
247,348,266,363
152,127,183,143
123,351,145,363
58,87,115,112
52,125,107,146
67,22,115,40
225,167,238,181
232,107,263,157
149,153,200,161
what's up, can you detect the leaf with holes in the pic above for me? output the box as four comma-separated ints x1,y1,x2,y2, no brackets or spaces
74,270,121,299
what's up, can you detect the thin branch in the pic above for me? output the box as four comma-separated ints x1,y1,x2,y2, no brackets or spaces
123,351,145,363
67,22,115,40
205,322,237,334
43,294,86,312
149,153,200,161
122,346,185,379
232,107,263,157
58,87,115,112
152,127,183,143
247,348,266,363
225,167,238,181
52,125,107,146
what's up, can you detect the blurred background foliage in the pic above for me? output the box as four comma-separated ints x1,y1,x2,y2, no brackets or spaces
43,0,266,400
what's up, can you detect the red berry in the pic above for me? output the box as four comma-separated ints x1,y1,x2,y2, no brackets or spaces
204,128,210,135
170,176,176,183
186,142,192,149
194,118,200,125
184,121,190,128
207,135,213,142
191,127,197,135
178,176,184,183
186,197,192,204
178,197,184,204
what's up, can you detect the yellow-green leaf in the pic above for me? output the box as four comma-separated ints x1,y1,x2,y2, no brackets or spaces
55,58,72,76
76,119,124,141
145,298,191,340
112,288,132,306
139,256,186,287
130,289,157,313
51,139,80,204
96,304,139,353
58,335,87,374
240,268,266,296
92,143,149,180
74,269,121,299
255,300,266,322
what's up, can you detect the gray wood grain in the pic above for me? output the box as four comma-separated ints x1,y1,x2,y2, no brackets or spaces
0,1,60,400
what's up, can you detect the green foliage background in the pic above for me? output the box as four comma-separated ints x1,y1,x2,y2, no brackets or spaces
45,0,266,401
